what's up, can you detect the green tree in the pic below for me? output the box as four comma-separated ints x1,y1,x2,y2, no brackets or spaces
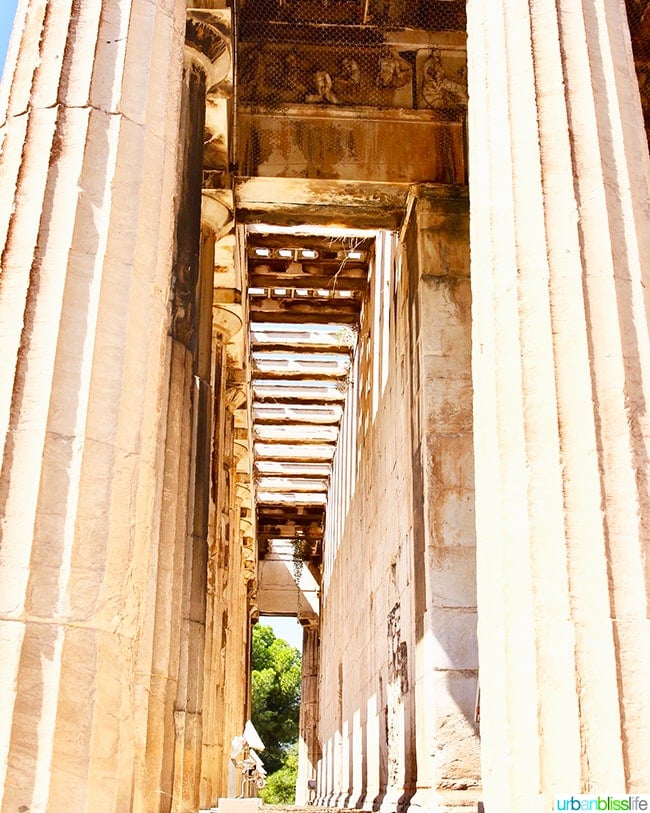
251,624,301,780
259,744,298,805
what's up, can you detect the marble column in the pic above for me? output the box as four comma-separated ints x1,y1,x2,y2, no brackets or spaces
296,624,322,805
169,53,210,813
134,338,194,813
0,0,186,810
467,0,650,809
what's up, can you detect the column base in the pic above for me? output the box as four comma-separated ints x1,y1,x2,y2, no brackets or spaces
407,787,483,813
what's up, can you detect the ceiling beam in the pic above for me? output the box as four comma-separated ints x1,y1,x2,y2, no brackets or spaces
246,232,375,251
255,460,332,474
249,273,368,291
251,370,349,382
253,395,345,405
250,341,354,354
234,177,409,229
254,426,338,441
248,310,360,325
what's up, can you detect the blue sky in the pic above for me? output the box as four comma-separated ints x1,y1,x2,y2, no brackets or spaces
1,0,19,77
260,616,303,652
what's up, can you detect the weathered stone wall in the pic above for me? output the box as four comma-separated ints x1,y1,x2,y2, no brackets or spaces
317,190,480,813
318,227,413,810
409,190,480,813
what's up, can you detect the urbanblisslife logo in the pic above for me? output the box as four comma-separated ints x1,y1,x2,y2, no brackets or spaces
555,797,650,811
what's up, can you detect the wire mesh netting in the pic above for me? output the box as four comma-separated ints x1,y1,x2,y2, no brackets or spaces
626,0,650,136
239,0,466,28
235,0,468,181
236,0,467,112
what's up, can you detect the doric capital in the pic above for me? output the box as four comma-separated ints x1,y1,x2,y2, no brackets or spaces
185,9,232,95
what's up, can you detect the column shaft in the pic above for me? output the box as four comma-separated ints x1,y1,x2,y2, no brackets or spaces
467,0,650,808
134,339,194,813
169,55,210,813
0,1,186,809
296,625,321,805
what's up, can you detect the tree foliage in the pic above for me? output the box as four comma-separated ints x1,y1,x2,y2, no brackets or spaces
259,743,299,804
251,624,301,778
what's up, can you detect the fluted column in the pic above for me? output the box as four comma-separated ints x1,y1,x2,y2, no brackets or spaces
0,1,186,810
167,50,211,813
201,340,230,805
134,338,194,813
296,624,321,805
467,1,650,810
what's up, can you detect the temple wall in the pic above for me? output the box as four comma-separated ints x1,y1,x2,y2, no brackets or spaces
318,189,480,813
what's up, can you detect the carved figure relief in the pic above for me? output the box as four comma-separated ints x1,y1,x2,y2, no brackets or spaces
418,48,467,110
238,44,471,113
276,53,307,102
304,70,339,104
375,51,411,90
332,57,363,105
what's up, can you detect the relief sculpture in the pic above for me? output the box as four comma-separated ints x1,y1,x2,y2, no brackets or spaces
277,53,307,101
238,45,415,109
418,48,467,112
304,70,339,104
332,57,363,104
375,51,411,90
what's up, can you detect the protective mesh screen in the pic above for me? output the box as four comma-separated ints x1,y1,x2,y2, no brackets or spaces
236,0,467,112
235,1,467,182
626,0,650,138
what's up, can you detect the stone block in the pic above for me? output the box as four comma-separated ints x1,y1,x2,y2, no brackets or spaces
426,434,474,490
420,278,470,353
429,547,477,608
430,487,476,548
419,229,470,278
423,375,473,435
238,111,466,184
218,797,262,813
428,668,479,725
427,607,478,670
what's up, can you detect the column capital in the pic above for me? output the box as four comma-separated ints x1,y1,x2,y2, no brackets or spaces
185,9,232,97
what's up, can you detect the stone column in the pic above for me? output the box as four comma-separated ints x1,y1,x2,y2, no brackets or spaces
201,341,230,805
0,1,186,810
467,1,650,810
136,50,225,813
296,624,322,805
201,354,249,806
169,52,210,813
134,337,194,813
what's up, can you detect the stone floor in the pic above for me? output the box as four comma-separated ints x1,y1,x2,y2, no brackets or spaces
199,806,361,812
